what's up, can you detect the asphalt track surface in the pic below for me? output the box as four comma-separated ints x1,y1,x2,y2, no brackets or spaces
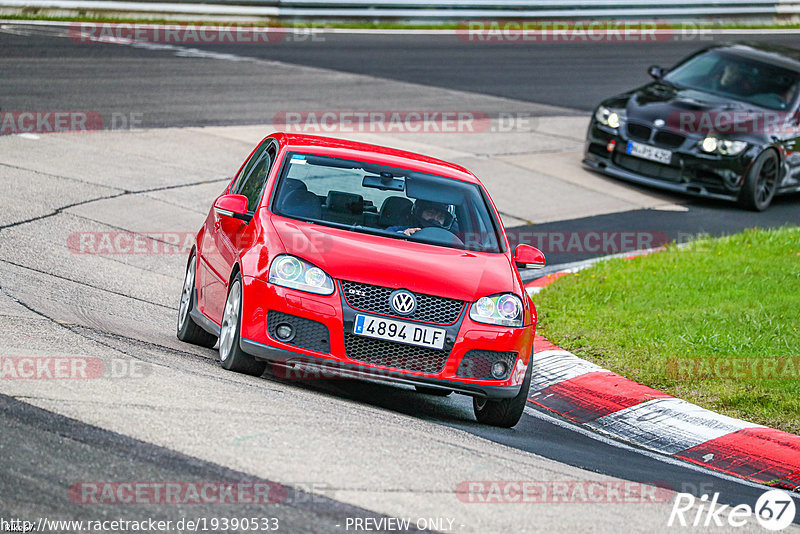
2,25,800,249
1,22,799,532
3,27,800,122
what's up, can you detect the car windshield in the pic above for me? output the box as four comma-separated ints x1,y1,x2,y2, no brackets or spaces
271,152,504,253
663,49,800,110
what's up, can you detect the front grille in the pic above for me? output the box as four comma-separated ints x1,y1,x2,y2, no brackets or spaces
340,280,464,325
626,122,652,142
267,311,330,353
456,350,517,380
653,130,685,149
614,153,683,183
344,333,449,374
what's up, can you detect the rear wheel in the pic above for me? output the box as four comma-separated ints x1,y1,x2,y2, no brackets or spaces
176,254,217,348
738,150,779,211
219,275,267,376
473,356,532,428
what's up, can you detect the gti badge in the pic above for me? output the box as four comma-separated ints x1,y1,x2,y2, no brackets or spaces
654,119,665,127
390,289,416,315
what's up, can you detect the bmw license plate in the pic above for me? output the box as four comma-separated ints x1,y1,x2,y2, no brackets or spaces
626,140,672,164
353,315,446,350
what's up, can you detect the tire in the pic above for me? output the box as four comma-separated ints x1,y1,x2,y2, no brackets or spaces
472,355,533,428
218,274,267,376
415,385,452,397
738,149,780,211
177,254,217,348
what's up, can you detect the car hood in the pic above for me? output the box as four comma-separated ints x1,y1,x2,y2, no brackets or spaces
270,217,517,302
611,82,770,136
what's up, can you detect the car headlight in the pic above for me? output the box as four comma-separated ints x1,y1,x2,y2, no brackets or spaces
268,254,334,295
469,294,524,327
595,106,621,129
699,137,748,156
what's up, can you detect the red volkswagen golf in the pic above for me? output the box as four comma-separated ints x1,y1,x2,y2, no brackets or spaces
177,133,545,427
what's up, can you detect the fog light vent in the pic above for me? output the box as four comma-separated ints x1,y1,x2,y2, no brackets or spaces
491,361,508,379
275,323,294,341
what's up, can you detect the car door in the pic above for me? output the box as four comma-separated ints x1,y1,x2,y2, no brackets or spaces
199,139,276,323
780,97,800,187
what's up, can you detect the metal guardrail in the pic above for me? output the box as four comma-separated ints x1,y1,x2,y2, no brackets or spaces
4,0,799,20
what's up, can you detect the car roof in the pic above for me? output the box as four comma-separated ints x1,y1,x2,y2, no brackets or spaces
706,42,800,73
268,132,482,184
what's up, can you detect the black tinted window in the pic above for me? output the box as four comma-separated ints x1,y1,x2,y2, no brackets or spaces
234,143,275,211
664,49,800,110
272,152,503,253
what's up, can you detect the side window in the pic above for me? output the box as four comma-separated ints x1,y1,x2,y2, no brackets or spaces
232,141,276,212
231,141,266,193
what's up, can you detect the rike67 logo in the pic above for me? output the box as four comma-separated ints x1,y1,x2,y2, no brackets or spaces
669,489,796,531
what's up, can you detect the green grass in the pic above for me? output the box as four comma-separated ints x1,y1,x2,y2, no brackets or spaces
534,227,800,434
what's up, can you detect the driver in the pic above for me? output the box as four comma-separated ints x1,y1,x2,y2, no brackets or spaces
715,62,754,95
387,199,452,236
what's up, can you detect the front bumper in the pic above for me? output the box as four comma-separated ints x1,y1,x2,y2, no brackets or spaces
583,120,755,202
238,276,534,399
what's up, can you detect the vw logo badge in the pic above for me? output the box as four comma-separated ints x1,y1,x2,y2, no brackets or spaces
390,290,416,315
654,119,665,127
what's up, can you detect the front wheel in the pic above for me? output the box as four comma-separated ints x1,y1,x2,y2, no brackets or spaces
219,275,267,377
738,149,779,211
177,254,217,348
473,356,532,428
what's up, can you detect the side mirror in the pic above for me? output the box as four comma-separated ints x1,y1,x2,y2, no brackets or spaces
214,194,252,223
514,244,546,270
648,65,665,80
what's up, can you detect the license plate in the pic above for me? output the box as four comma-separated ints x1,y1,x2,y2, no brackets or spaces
353,315,446,350
626,140,672,164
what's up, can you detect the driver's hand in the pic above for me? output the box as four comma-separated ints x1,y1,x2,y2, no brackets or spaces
403,227,421,236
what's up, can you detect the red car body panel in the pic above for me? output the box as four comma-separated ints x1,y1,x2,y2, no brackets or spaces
189,133,539,397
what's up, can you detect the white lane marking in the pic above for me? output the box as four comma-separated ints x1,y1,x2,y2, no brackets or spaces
529,350,607,392
586,397,763,455
17,133,40,139
0,23,257,62
123,39,251,61
523,406,800,499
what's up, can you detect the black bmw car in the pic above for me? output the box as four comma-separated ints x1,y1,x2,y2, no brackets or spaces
584,43,800,211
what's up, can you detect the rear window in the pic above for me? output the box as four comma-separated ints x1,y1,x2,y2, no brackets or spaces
270,152,504,253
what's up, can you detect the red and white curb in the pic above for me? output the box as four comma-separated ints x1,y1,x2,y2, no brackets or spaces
525,266,800,492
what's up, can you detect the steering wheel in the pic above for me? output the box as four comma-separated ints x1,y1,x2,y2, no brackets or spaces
412,227,464,247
